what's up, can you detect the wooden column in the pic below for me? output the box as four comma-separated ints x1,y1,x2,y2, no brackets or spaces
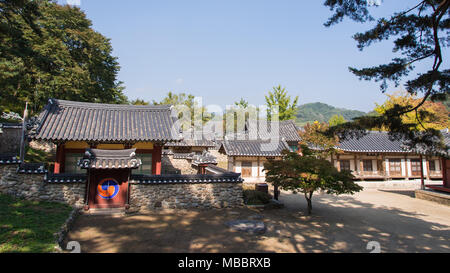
419,155,425,190
404,156,409,180
152,144,162,175
425,157,431,180
257,157,260,178
54,144,65,174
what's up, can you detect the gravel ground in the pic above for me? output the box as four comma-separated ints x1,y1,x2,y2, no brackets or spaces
66,189,450,253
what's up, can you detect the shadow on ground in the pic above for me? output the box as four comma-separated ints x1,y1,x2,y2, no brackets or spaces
67,191,450,253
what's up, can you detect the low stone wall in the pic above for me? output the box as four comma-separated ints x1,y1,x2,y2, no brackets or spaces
415,189,450,206
0,165,85,207
130,182,243,209
356,180,442,190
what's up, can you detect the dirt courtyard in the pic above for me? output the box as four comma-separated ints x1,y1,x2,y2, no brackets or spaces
67,189,450,253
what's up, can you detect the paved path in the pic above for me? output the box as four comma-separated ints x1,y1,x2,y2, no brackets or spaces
67,189,450,253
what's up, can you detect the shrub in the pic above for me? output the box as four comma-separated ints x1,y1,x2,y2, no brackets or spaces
243,190,271,205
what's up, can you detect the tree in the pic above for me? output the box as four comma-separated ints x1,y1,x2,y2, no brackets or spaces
234,98,249,109
264,149,362,215
154,91,213,129
374,91,449,131
130,98,149,105
299,121,339,158
328,114,346,127
265,85,299,121
323,0,449,153
0,0,127,115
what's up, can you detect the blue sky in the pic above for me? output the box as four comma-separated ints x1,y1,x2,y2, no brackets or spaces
62,0,433,112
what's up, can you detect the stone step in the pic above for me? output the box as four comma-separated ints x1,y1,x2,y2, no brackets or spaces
83,208,126,216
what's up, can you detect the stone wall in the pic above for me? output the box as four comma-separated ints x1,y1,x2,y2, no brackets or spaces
209,149,228,170
0,165,85,207
162,154,198,174
129,182,243,209
0,127,21,154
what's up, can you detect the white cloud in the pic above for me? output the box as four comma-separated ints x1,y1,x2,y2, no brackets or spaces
175,78,184,85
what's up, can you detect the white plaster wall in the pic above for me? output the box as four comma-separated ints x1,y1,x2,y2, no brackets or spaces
406,158,412,177
422,158,428,176
401,159,407,176
385,158,390,176
251,161,258,177
259,161,265,177
234,161,241,174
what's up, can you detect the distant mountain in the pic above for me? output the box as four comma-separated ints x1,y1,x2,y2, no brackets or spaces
295,102,366,125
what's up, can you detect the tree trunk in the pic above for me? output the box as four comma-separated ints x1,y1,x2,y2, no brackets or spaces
305,191,313,215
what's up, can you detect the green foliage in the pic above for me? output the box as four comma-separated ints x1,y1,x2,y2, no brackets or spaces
296,102,365,126
0,0,127,115
264,150,362,214
300,122,339,158
0,194,72,253
24,145,53,163
154,91,213,130
234,98,249,109
243,190,271,205
328,114,347,127
130,98,150,105
323,0,449,152
265,85,299,121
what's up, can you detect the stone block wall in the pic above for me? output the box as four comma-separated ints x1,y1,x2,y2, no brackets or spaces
0,127,21,154
0,165,85,207
209,150,228,170
130,182,243,209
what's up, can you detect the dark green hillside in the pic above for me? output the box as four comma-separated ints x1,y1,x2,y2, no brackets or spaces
295,102,366,125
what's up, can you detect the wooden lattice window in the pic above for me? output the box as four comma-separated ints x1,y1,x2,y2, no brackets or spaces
340,160,351,171
389,159,402,176
363,160,373,172
241,161,253,177
411,159,421,176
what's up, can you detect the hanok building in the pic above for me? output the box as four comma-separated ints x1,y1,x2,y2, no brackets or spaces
219,119,300,184
25,99,243,209
331,131,445,181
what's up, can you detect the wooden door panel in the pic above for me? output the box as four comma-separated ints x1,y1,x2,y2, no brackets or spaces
89,169,129,208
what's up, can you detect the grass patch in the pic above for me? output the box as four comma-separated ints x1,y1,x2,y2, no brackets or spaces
243,190,271,205
0,194,72,253
24,146,53,163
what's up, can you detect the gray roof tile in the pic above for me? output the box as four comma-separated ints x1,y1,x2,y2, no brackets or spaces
30,99,181,143
220,139,290,157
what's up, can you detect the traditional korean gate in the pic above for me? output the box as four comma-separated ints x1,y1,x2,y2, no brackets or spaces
79,148,141,210
88,169,129,208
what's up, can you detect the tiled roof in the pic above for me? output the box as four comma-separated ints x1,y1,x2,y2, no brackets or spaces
17,163,47,174
205,164,229,174
0,154,21,164
191,151,217,165
165,139,216,147
30,99,181,143
0,123,22,129
243,119,301,142
78,148,142,169
45,173,87,183
165,129,216,147
220,139,290,157
130,173,243,184
336,131,411,153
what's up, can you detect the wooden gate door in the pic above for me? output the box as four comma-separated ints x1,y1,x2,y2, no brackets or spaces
88,169,129,208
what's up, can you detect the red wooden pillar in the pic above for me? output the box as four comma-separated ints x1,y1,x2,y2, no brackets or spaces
152,145,162,175
54,144,65,174
443,158,449,189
